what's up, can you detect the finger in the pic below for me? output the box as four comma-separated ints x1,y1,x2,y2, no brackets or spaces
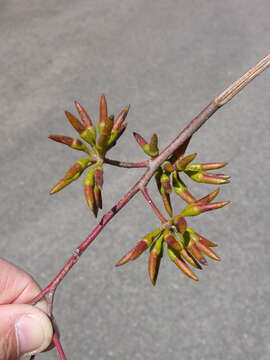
0,259,46,311
0,304,53,359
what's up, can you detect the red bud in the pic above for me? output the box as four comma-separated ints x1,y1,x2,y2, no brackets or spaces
74,101,94,128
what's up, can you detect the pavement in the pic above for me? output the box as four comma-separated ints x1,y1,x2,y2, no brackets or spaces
0,1,269,359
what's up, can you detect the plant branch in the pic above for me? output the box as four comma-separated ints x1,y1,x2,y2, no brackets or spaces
52,333,67,360
141,187,167,223
30,54,270,307
104,157,149,168
139,54,270,187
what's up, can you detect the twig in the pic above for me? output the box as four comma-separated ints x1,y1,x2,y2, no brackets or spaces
30,54,270,313
104,158,149,168
141,187,167,223
52,333,67,360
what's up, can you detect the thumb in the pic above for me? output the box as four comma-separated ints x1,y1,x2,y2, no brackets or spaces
0,304,53,359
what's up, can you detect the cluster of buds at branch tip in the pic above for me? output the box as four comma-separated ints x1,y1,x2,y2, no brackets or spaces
48,95,130,216
115,200,224,284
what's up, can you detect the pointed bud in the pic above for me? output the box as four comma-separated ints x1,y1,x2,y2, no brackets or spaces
174,216,187,233
162,193,173,217
188,243,208,266
107,122,128,148
48,134,90,153
84,169,97,216
148,233,164,286
175,153,197,171
133,132,158,157
49,179,71,194
115,234,154,267
180,248,202,269
164,232,182,252
186,162,228,171
65,111,85,134
74,101,94,128
180,201,230,217
49,158,92,195
186,171,230,184
196,201,230,212
84,184,97,217
99,94,108,125
113,105,130,131
149,134,159,157
119,123,127,136
195,241,220,261
133,132,148,147
172,172,196,203
196,233,218,247
65,110,96,146
167,247,198,281
196,188,220,205
94,184,102,209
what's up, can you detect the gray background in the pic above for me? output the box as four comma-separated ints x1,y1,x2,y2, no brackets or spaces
0,1,269,359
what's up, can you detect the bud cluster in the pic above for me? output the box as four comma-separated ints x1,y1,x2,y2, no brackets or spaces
116,212,222,285
49,96,231,284
129,133,231,284
49,95,129,216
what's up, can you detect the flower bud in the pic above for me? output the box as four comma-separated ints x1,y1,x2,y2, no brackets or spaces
188,243,208,266
180,248,202,269
186,170,230,184
49,158,92,195
186,162,228,171
164,232,182,252
116,229,161,267
195,240,220,261
175,153,197,171
48,134,90,154
74,101,94,128
112,105,130,131
196,233,218,247
196,188,220,205
179,200,230,217
172,172,195,203
65,111,85,134
167,247,198,281
99,94,108,129
149,134,159,157
84,168,97,216
148,232,164,286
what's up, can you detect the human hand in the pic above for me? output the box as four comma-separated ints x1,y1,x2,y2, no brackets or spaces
0,258,53,359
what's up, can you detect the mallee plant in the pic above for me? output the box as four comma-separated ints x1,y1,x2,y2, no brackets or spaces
27,55,270,360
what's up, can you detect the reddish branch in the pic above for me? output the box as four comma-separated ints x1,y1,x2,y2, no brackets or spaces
104,157,148,168
29,54,270,359
141,187,167,223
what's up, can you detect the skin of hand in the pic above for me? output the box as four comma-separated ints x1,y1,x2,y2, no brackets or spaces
0,258,53,359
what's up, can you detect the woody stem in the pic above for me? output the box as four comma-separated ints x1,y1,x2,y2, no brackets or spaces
140,187,167,223
30,54,270,304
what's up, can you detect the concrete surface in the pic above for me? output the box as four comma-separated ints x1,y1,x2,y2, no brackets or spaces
0,1,269,359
